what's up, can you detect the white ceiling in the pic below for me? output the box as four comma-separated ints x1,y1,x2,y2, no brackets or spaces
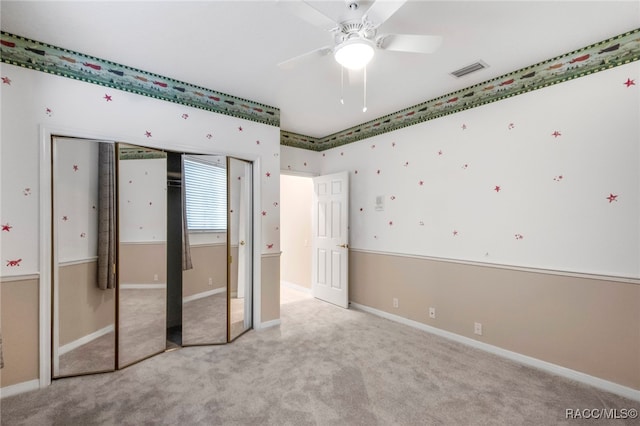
2,1,639,138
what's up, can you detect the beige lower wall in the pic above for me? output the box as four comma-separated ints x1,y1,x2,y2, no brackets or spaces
58,261,115,346
261,254,281,323
119,242,167,284
350,250,640,391
0,277,39,388
182,244,226,297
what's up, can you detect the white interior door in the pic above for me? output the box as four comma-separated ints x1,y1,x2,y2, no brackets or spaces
312,171,349,308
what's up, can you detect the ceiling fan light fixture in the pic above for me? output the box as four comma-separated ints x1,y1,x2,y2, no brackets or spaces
334,38,374,70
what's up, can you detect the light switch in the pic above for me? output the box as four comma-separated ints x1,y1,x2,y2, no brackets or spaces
375,195,384,211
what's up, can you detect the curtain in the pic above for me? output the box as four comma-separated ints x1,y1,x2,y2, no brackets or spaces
97,143,116,290
181,155,193,271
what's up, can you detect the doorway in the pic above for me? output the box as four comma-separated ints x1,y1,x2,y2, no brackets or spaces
279,174,313,302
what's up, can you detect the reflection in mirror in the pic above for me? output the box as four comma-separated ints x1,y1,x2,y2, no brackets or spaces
52,137,116,377
117,144,167,367
228,157,253,341
181,155,228,345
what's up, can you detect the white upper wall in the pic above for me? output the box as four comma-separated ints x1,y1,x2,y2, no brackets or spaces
320,62,640,279
0,64,281,276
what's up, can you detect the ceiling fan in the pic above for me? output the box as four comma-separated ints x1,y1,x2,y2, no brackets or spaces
277,0,443,71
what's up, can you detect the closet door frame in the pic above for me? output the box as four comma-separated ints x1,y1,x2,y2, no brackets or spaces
39,126,264,389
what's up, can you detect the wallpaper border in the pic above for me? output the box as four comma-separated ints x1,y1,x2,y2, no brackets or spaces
2,28,638,150
282,28,640,151
0,31,280,127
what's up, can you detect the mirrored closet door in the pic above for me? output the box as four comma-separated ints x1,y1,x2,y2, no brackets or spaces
52,137,116,378
117,144,168,368
181,155,228,345
228,157,253,341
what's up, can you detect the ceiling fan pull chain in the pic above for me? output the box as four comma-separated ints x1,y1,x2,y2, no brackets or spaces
340,66,345,105
363,65,367,113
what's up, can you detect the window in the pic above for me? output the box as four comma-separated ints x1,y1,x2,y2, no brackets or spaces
183,157,227,231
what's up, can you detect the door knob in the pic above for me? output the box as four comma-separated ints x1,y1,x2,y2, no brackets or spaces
337,243,349,248
240,240,245,246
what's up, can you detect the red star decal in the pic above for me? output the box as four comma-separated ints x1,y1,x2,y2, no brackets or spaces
438,150,443,155
145,131,152,138
2,76,11,85
606,193,618,203
261,211,267,216
238,126,243,131
206,133,213,139
552,131,562,138
256,140,260,145
266,244,274,249
104,94,112,102
624,78,635,88
453,230,459,236
73,165,79,171
1,223,12,232
419,180,424,186
388,221,393,226
494,185,501,192
182,114,189,120
462,124,467,130
376,170,381,175
62,216,68,221
265,172,271,177
392,142,396,147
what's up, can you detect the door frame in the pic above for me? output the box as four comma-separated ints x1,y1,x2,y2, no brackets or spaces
39,125,264,389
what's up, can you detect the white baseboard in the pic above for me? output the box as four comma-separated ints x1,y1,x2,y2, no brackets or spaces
258,319,281,330
0,379,40,399
59,324,114,356
120,283,166,290
350,302,640,403
182,287,225,303
280,281,312,294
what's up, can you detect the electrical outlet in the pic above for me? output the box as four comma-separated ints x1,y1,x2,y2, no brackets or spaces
429,307,436,319
474,322,483,335
208,277,213,286
153,274,158,282
393,298,399,308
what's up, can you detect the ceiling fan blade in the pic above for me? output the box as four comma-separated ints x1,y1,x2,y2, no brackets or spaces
364,0,407,27
277,0,339,32
277,46,333,70
378,34,443,54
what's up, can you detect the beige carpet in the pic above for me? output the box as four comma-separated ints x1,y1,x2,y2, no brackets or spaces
2,286,638,425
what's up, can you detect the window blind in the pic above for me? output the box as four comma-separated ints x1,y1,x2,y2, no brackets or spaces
183,158,227,231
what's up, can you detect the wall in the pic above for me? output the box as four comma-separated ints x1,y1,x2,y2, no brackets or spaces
0,63,281,390
321,62,640,391
0,277,39,388
280,174,313,289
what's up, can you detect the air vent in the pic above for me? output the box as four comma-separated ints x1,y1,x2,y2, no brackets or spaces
451,61,488,78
